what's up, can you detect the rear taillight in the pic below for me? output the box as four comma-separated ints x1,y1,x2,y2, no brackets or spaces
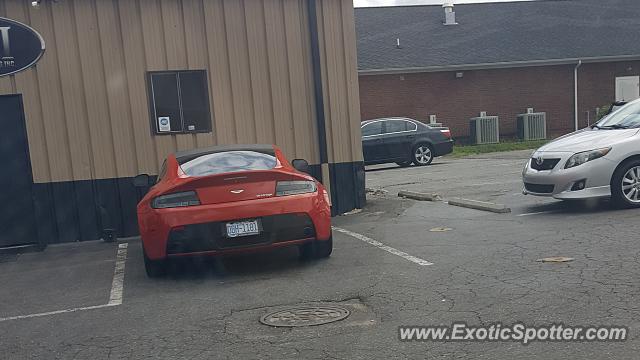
152,191,200,209
276,181,317,196
440,128,452,139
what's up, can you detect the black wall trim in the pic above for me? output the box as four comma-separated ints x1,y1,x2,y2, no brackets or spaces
32,177,155,245
305,162,366,215
31,161,365,245
328,161,366,216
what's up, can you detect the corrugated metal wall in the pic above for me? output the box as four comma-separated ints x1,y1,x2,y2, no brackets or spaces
0,0,362,184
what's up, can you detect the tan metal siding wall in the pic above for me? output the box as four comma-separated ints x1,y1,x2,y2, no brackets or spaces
316,0,363,164
0,0,361,184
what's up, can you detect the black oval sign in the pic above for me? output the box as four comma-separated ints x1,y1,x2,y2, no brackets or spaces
0,17,45,77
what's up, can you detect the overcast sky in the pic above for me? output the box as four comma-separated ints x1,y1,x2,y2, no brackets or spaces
354,0,532,7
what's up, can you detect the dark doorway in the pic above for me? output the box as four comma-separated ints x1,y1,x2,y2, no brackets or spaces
0,95,37,247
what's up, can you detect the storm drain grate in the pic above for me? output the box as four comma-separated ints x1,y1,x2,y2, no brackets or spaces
260,305,350,327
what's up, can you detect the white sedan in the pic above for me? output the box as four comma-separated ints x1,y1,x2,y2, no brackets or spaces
523,98,640,208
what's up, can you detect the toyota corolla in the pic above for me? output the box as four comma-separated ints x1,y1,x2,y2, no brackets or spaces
133,144,332,277
523,99,640,208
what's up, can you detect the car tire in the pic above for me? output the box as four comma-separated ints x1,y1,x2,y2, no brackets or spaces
611,159,640,208
396,161,412,167
299,236,333,260
144,249,168,278
412,143,434,166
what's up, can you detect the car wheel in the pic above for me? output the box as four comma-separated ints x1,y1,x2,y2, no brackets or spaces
144,249,168,278
299,236,333,260
412,144,433,166
611,159,640,208
396,161,412,167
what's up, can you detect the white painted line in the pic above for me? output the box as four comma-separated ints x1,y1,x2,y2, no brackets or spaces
332,226,433,266
0,243,128,323
0,304,117,322
108,243,128,306
516,210,559,217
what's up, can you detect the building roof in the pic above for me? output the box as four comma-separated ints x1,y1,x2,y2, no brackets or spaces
355,0,640,73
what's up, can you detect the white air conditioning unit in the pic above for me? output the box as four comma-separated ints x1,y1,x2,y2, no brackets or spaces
527,108,534,114
469,115,499,144
429,114,437,124
517,112,547,140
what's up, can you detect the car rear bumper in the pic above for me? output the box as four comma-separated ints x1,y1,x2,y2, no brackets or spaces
139,192,331,260
433,140,454,157
165,213,317,255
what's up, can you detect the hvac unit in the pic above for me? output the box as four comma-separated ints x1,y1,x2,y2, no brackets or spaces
517,112,547,140
469,114,499,144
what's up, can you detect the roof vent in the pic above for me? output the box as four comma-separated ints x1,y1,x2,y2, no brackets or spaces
443,3,457,25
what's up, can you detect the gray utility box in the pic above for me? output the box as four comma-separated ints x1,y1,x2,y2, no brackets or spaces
469,116,499,144
517,112,547,140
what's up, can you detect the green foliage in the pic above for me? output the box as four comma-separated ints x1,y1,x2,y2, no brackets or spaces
450,140,549,158
596,104,612,121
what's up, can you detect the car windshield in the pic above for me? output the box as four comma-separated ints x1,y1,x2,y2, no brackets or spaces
596,101,640,129
179,151,277,176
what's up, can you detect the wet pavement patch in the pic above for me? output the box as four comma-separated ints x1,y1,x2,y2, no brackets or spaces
260,305,350,327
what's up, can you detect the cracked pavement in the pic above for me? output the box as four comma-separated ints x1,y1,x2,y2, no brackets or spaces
1,150,639,359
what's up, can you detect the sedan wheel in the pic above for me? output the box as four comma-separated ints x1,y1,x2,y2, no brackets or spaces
611,160,640,208
412,144,433,166
622,166,640,203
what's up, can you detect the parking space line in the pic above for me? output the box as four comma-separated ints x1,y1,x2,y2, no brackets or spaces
108,243,128,306
0,304,117,322
0,243,128,323
516,210,559,217
332,226,433,266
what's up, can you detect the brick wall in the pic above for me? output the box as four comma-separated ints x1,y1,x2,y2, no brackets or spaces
358,61,640,141
578,61,640,128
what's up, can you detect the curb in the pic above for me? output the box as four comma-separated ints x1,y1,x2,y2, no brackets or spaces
447,198,511,213
398,190,442,201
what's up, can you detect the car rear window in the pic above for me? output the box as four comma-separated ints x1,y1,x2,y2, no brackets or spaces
179,150,277,177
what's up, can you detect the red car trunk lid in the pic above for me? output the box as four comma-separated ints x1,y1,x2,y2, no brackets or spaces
172,170,298,205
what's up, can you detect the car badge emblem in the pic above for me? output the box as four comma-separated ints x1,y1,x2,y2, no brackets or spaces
536,156,543,166
230,189,244,194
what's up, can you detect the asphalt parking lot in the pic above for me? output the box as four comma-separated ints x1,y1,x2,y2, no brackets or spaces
1,150,639,359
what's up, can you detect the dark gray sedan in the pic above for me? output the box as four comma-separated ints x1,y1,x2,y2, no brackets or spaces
361,117,453,166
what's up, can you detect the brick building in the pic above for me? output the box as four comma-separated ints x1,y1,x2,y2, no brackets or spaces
355,0,640,140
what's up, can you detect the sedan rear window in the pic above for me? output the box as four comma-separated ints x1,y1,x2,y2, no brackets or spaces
180,151,277,177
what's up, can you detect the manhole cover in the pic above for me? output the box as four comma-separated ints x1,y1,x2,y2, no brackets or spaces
260,305,350,327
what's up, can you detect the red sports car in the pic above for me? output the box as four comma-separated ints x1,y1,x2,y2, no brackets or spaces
134,144,332,277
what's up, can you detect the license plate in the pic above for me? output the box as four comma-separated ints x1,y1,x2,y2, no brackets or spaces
225,220,260,238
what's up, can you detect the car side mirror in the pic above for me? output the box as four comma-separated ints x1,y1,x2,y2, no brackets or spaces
291,159,310,173
132,174,151,188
